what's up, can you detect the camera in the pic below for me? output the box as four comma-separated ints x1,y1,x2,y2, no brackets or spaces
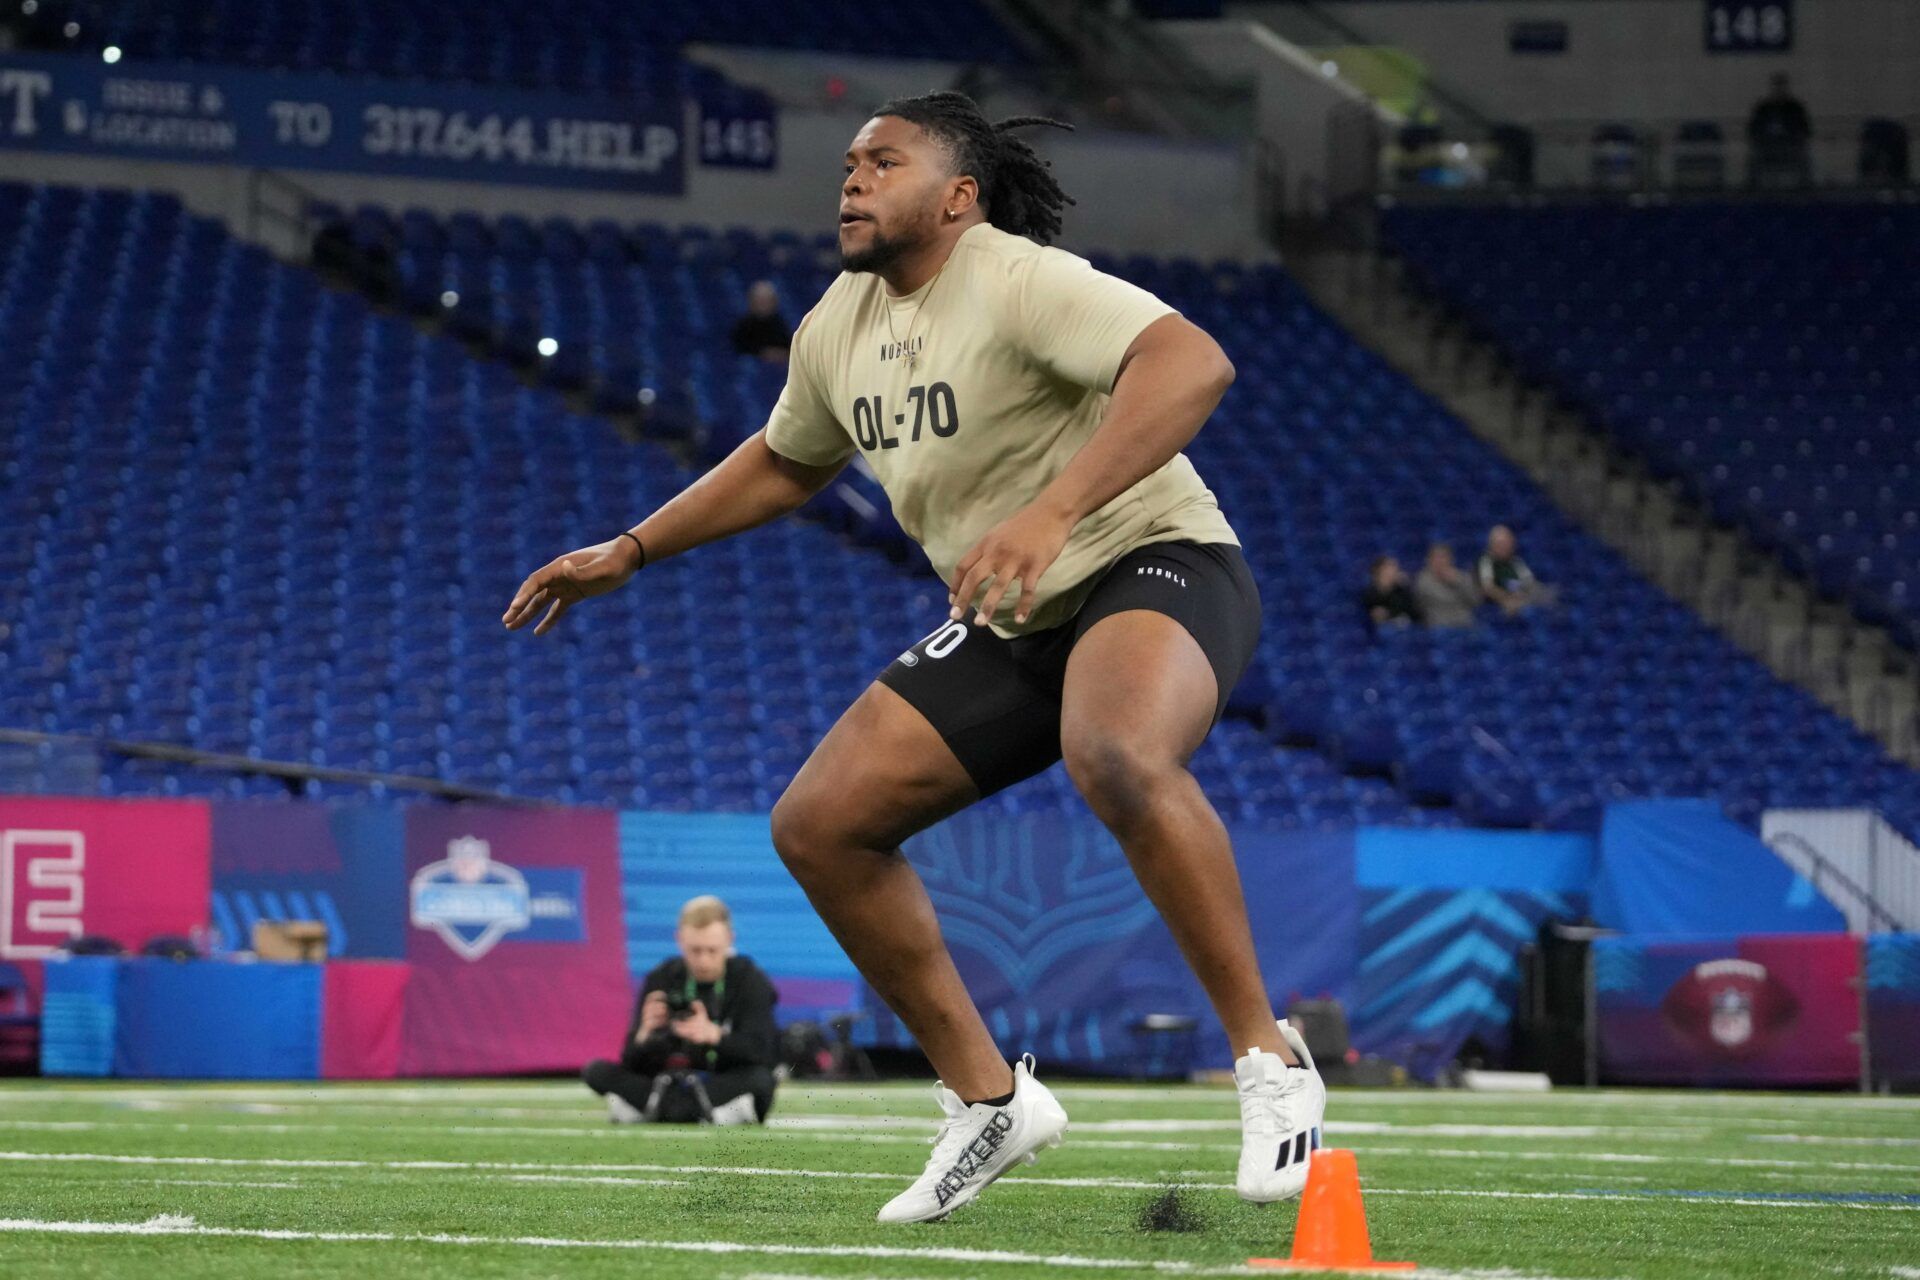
664,988,695,1018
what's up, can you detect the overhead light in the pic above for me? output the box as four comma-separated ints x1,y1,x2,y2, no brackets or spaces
22,1,39,16
102,45,121,63
636,387,657,406
1450,141,1469,159
440,290,458,307
62,19,79,37
537,337,558,357
1320,60,1338,77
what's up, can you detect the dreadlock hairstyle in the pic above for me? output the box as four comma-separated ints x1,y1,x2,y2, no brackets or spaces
871,90,1076,245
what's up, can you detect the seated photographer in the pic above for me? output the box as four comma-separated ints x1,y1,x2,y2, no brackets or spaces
582,895,779,1125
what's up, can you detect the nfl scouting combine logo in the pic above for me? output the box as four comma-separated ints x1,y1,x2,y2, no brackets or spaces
409,835,586,960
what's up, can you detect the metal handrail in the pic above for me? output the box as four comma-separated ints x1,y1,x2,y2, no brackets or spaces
0,726,534,806
1764,830,1901,933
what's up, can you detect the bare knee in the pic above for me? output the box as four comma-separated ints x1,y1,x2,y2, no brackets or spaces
770,785,843,884
1062,729,1184,833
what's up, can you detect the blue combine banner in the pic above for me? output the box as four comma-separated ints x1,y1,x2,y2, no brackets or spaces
0,50,687,192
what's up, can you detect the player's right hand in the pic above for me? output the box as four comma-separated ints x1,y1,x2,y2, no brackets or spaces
502,537,642,635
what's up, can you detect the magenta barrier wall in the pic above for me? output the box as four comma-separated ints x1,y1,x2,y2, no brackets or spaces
398,805,630,1076
1595,932,1861,1086
321,961,410,1080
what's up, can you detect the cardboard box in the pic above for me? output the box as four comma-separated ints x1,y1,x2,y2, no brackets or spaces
253,920,330,963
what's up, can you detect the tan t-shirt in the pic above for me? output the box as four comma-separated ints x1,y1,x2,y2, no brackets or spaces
764,221,1238,637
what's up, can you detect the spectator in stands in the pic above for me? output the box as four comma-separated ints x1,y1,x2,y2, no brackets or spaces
1477,525,1554,615
582,895,779,1125
1414,542,1482,628
1361,555,1419,630
731,280,792,362
1747,73,1812,188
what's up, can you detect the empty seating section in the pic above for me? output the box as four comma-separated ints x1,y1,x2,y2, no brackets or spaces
65,0,1026,88
402,202,1918,835
3,181,1916,838
1383,204,1920,650
0,182,1411,823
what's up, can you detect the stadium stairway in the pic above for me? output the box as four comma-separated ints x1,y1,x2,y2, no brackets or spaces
1286,224,1920,771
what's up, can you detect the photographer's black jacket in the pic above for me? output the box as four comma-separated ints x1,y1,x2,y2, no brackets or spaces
622,954,779,1074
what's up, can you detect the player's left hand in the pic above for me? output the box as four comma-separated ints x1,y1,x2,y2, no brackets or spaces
671,1001,723,1047
949,501,1074,627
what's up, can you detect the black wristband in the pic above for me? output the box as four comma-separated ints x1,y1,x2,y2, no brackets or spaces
617,531,646,568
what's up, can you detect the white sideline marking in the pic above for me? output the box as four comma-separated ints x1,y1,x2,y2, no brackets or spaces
769,1115,1696,1139
493,1175,690,1188
1752,1134,1920,1148
0,1214,1254,1275
0,1149,1218,1192
6,1117,1915,1176
1371,1189,1918,1212
5,1150,1911,1208
0,1214,1695,1280
150,1179,302,1190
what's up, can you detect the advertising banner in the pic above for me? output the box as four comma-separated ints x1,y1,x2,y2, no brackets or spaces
0,796,209,960
1595,932,1860,1085
619,811,859,1024
400,806,629,1075
869,816,1357,1075
0,50,687,192
1865,932,1920,1088
211,801,406,959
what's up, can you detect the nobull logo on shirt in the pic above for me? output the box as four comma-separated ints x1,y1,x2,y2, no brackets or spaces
410,835,585,960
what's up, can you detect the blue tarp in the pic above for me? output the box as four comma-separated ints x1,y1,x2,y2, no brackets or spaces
1592,799,1846,936
113,960,322,1079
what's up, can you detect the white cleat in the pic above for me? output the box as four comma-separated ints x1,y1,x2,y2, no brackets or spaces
876,1054,1069,1224
1234,1018,1328,1203
605,1093,645,1125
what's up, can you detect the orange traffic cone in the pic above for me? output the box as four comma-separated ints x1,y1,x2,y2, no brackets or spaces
1248,1148,1415,1272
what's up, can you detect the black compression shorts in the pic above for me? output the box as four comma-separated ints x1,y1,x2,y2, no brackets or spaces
876,540,1262,798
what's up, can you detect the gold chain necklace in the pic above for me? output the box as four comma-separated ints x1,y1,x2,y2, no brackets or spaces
883,262,947,374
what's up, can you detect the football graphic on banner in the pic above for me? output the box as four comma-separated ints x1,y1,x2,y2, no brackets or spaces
1660,958,1798,1056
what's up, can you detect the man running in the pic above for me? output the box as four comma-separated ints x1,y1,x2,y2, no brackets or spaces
503,90,1324,1224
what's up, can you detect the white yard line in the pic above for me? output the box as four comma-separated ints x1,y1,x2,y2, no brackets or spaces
4,1150,1911,1209
0,1214,1254,1275
4,1117,1915,1175
0,1213,1651,1279
1371,1189,1919,1212
1751,1134,1920,1148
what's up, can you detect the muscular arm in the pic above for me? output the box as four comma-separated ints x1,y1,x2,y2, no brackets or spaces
1033,314,1235,527
947,314,1234,625
503,431,844,634
632,431,846,566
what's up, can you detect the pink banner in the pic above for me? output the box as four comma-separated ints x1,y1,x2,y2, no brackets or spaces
0,798,210,960
398,806,628,1076
322,961,410,1080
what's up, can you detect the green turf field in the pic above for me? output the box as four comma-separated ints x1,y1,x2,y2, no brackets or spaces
0,1079,1914,1278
